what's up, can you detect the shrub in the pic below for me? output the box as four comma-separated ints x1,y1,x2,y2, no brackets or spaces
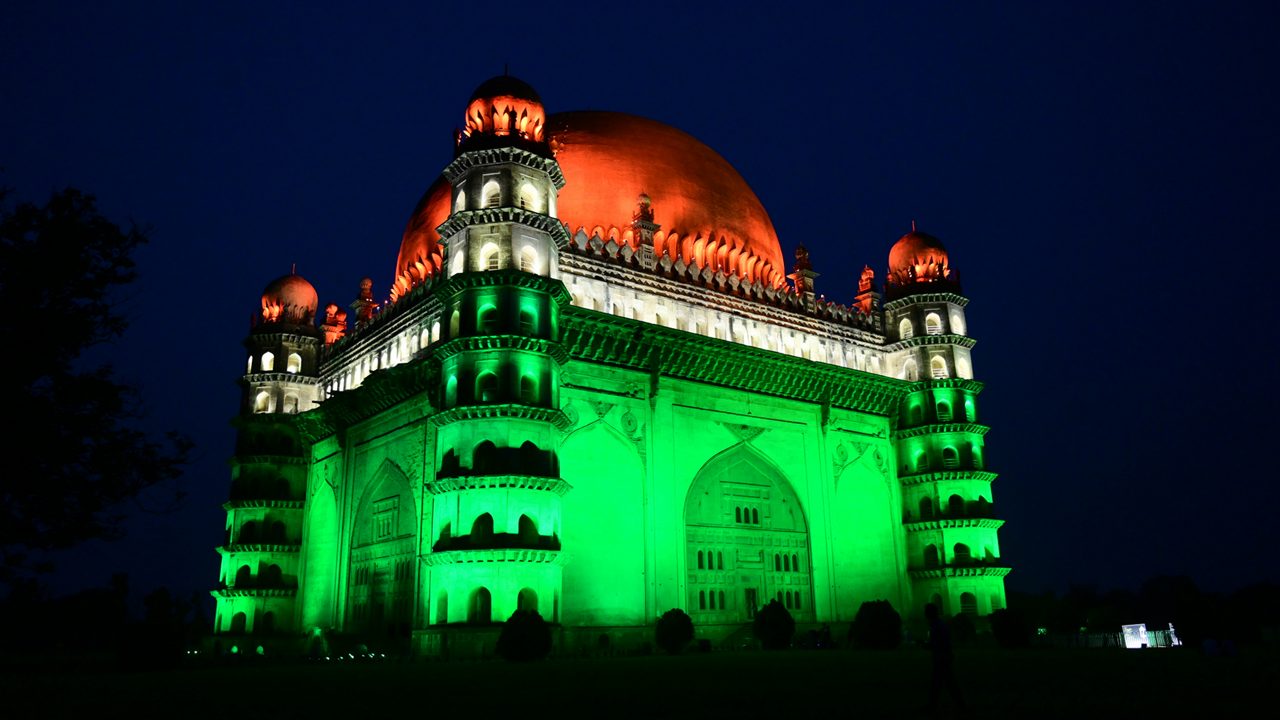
753,599,795,650
496,610,552,662
990,608,1033,648
655,608,694,654
850,600,902,649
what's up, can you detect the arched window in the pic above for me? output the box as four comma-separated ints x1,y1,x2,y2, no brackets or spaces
794,591,802,610
910,404,924,425
476,372,498,402
899,318,914,340
919,497,934,519
454,189,466,213
902,359,918,381
436,592,448,625
518,183,540,212
948,494,965,516
235,565,252,586
260,352,275,371
450,248,465,276
971,444,984,469
518,309,536,336
445,375,458,407
774,554,781,571
792,554,799,572
930,356,948,379
482,180,501,208
519,374,537,405
698,550,705,570
924,545,939,568
519,247,537,273
914,452,929,472
950,311,966,336
751,508,759,525
449,309,461,338
925,313,943,335
960,592,977,616
246,356,253,374
953,543,972,564
735,507,742,523
785,590,793,608
258,611,275,635
957,356,972,379
253,391,271,414
942,447,959,469
262,564,282,586
708,591,716,610
269,521,286,542
518,514,538,544
480,243,500,271
718,591,725,609
699,591,706,610
470,513,494,544
286,352,301,373
783,554,791,572
230,612,247,634
469,587,492,623
478,305,498,334
717,551,724,570
936,401,952,422
964,399,976,422
518,588,538,613
283,394,299,414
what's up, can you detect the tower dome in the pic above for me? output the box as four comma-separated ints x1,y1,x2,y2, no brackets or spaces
887,230,952,288
457,73,548,153
393,111,786,300
261,272,319,325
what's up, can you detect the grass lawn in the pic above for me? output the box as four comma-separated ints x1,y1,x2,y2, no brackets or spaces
3,646,1272,718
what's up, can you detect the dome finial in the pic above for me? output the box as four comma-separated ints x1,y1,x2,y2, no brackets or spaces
911,219,917,232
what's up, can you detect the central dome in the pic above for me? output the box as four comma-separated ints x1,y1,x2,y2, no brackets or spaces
392,111,786,300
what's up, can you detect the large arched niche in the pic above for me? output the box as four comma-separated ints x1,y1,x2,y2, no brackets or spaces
559,420,645,626
301,480,339,630
683,443,813,623
346,460,418,637
830,443,903,619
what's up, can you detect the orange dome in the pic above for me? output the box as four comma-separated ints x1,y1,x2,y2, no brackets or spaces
261,273,318,324
393,111,786,299
887,230,950,285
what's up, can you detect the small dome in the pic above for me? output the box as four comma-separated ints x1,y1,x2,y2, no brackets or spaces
469,74,542,104
458,74,548,152
261,273,318,325
887,230,951,287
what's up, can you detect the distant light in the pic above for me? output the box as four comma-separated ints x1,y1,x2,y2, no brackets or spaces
230,645,239,655
256,645,265,656
1122,623,1148,649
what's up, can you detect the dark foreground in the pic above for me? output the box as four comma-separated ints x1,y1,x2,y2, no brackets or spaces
4,647,1272,718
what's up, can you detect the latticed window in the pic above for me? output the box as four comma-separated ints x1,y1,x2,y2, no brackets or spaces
926,313,943,335
942,447,959,469
930,356,948,379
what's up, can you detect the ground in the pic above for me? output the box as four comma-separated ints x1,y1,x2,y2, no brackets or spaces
3,647,1271,718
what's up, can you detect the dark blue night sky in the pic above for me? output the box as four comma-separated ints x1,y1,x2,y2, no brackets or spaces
2,1,1276,603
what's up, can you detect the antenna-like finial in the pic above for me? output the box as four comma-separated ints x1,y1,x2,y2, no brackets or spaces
291,262,297,274
911,219,917,232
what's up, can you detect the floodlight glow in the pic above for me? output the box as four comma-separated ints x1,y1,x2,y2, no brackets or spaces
1122,623,1148,649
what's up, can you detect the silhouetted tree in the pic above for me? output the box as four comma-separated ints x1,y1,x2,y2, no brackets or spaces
0,188,191,578
850,599,902,649
753,599,795,650
655,608,694,654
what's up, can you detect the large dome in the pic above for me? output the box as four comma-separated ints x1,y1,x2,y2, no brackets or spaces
393,111,786,300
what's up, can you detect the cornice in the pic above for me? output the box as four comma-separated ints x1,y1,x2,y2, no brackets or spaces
904,518,1005,532
884,334,977,352
433,335,569,365
883,292,970,311
210,588,298,598
426,475,572,496
429,404,571,430
560,308,908,416
216,544,301,555
898,470,999,486
894,422,991,440
443,146,566,188
221,500,304,511
421,548,566,566
437,207,571,248
908,566,1011,579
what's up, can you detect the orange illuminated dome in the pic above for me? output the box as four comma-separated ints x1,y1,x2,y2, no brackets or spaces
393,111,786,300
261,273,319,325
887,230,951,287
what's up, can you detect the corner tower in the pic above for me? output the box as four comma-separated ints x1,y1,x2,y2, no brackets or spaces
213,273,323,638
419,76,573,650
882,230,1009,619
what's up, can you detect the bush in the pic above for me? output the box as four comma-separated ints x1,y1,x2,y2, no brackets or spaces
496,610,552,662
990,608,1033,648
655,608,694,654
753,599,795,650
850,600,902,649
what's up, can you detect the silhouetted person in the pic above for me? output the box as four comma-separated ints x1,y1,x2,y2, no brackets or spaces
924,603,966,713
